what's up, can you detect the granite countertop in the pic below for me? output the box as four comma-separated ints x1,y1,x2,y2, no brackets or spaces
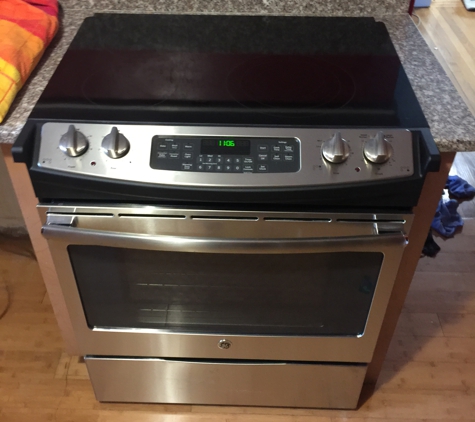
1,1,475,152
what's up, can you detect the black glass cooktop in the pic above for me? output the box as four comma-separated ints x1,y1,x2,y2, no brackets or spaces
32,14,428,128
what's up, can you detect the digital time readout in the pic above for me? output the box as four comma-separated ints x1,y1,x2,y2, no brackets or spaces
201,138,251,155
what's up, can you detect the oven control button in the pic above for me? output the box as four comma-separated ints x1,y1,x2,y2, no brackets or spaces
59,125,89,157
363,131,393,164
101,127,130,159
321,132,350,164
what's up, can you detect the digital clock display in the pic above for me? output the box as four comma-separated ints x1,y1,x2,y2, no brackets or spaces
201,138,251,155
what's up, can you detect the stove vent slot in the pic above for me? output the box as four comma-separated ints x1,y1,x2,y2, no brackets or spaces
191,216,258,221
46,212,114,217
118,214,186,219
336,218,406,224
263,217,332,223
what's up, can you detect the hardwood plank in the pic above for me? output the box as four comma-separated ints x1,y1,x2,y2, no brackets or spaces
332,419,475,422
0,350,62,379
207,416,332,422
0,323,64,352
416,252,475,273
386,335,475,363
430,234,475,252
2,379,67,408
410,271,475,292
56,379,97,410
93,403,193,413
439,313,475,337
0,408,57,422
55,352,72,380
191,391,475,420
49,409,99,422
378,361,475,392
460,218,475,235
393,312,443,337
403,290,475,313
66,355,90,380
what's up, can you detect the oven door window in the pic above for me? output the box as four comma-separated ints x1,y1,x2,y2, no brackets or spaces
69,245,383,336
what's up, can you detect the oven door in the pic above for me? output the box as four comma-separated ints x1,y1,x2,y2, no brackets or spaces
40,205,411,363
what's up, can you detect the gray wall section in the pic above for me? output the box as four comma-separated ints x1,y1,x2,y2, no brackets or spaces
0,148,26,234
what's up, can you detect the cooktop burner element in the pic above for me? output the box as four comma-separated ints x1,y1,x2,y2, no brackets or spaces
32,14,419,127
13,14,440,208
226,55,357,116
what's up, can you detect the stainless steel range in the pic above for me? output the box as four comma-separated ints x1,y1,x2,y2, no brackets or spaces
13,14,440,409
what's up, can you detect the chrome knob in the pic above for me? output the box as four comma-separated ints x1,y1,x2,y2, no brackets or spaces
59,125,89,157
363,131,393,164
101,127,130,159
321,132,350,164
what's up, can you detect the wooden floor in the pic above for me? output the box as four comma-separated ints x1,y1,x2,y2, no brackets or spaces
1,224,475,421
415,0,475,116
416,0,475,218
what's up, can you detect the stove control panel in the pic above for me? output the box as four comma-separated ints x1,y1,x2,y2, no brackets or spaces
37,123,415,188
150,136,300,173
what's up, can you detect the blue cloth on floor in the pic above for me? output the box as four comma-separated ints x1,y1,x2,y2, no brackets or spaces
431,198,464,237
445,175,475,198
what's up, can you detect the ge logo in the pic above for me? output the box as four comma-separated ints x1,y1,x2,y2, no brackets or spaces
218,339,232,350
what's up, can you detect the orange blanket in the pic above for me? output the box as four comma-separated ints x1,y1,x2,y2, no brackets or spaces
0,0,59,123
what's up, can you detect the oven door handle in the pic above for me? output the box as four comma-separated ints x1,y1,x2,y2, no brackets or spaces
41,224,407,254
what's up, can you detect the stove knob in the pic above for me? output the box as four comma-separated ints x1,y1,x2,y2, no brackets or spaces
59,125,89,157
101,127,130,159
321,132,350,164
364,131,393,164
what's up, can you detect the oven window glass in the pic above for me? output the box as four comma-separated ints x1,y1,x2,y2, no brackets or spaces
69,246,383,336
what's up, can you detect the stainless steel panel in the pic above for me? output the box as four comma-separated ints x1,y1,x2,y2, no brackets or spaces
38,123,414,187
38,204,411,363
85,357,367,409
